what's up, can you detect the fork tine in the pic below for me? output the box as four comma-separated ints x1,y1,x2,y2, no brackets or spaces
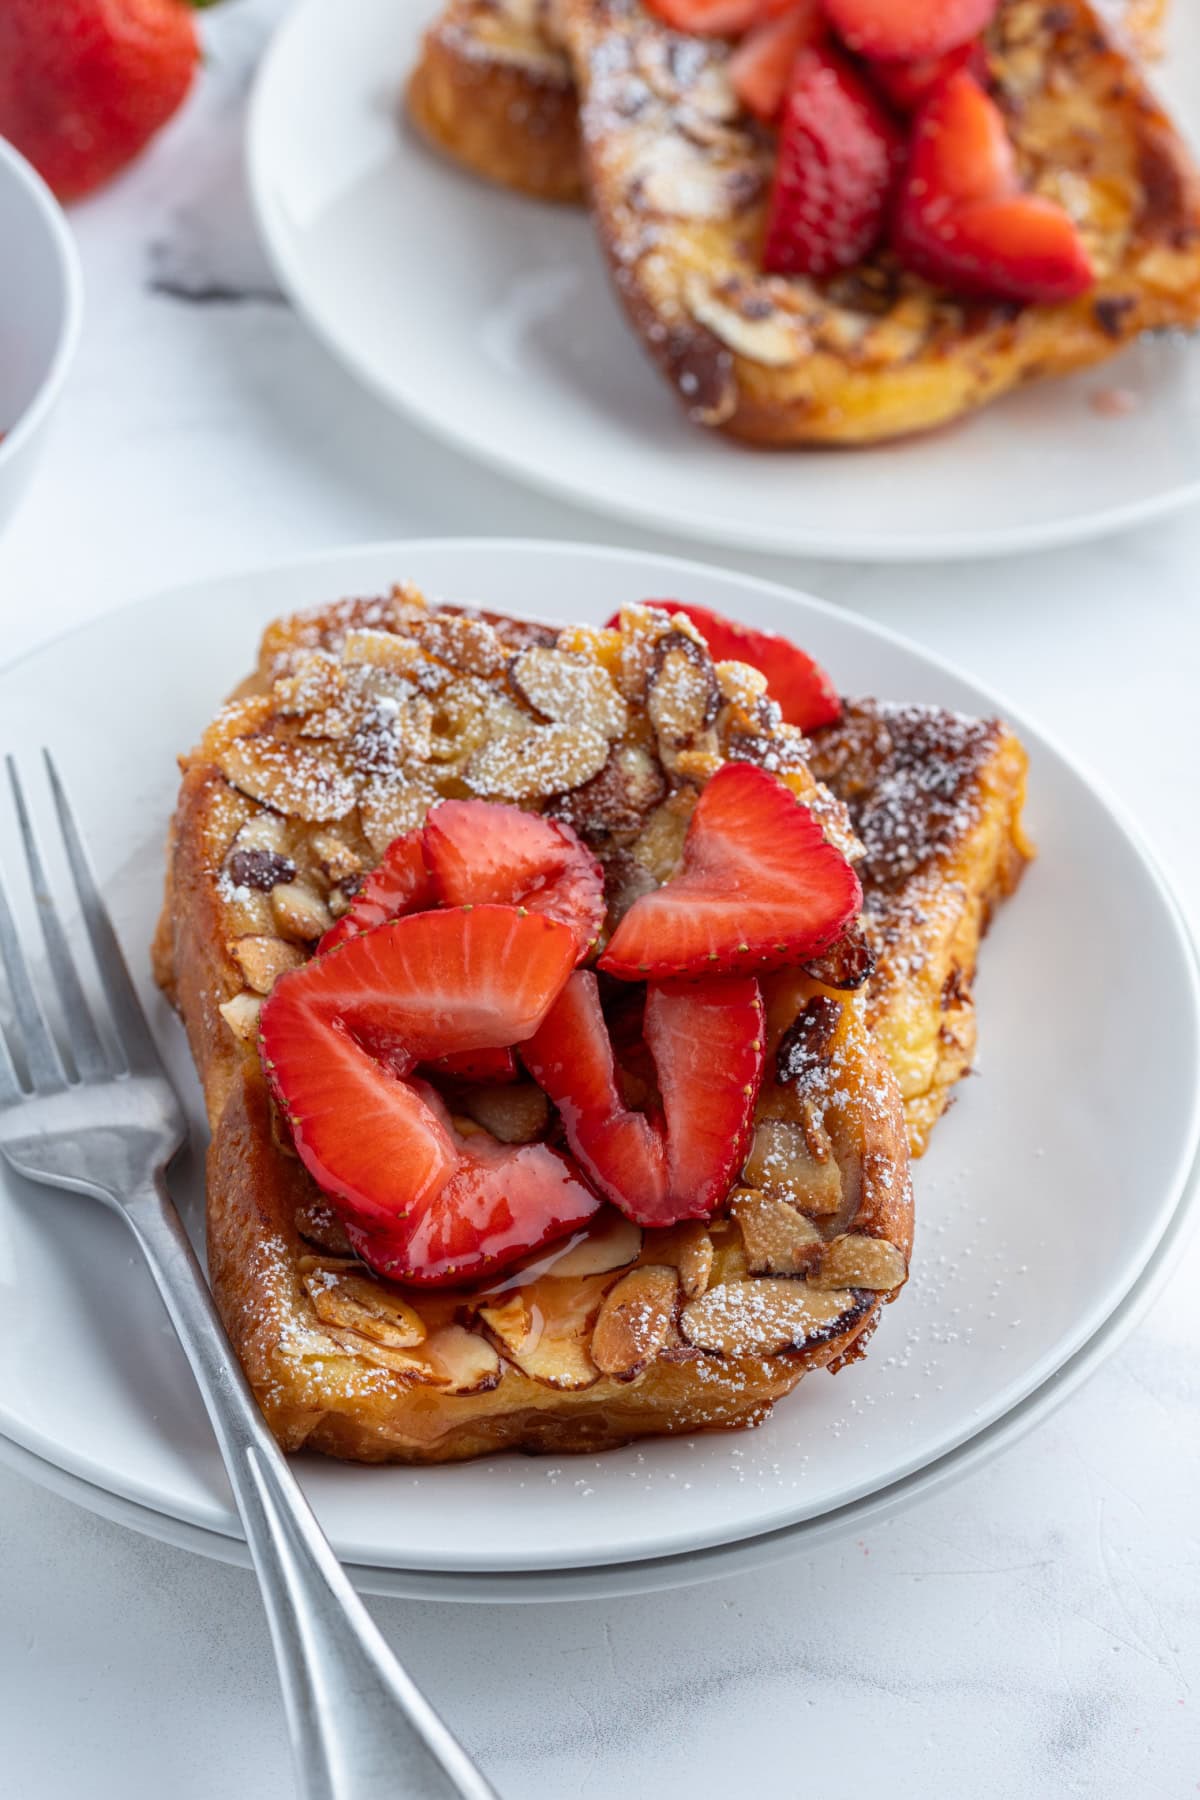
43,750,163,1078
6,758,111,1083
0,1002,20,1105
0,853,67,1094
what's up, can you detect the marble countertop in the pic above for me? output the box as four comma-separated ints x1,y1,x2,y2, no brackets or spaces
1,3,1197,1795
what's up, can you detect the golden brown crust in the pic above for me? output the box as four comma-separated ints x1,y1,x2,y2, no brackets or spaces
809,703,1033,1155
407,0,582,202
566,0,1200,444
156,592,918,1463
407,0,1200,444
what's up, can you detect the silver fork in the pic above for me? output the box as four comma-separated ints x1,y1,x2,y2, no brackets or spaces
0,753,498,1800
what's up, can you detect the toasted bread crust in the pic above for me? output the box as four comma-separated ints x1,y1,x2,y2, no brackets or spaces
407,0,1200,443
407,0,582,202
565,0,1200,444
157,594,919,1463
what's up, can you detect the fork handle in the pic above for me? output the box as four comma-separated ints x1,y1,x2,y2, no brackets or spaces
122,1173,499,1800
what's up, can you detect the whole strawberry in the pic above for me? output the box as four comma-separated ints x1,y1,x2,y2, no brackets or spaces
0,0,217,202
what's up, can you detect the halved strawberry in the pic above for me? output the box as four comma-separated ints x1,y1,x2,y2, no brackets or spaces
317,828,432,954
893,72,1094,303
762,46,903,279
729,0,823,124
898,192,1096,304
645,0,770,36
599,762,861,980
425,1046,519,1083
823,0,997,62
424,799,605,962
345,1134,601,1288
260,905,597,1285
868,37,987,113
523,970,764,1227
619,600,840,731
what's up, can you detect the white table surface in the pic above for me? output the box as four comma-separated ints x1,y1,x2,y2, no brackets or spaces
2,4,1198,1796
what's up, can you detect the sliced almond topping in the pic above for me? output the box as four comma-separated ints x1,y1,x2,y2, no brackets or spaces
810,1234,908,1293
686,277,806,368
230,935,306,995
307,828,364,885
421,1324,503,1394
541,1214,644,1279
743,1118,844,1216
591,1265,679,1380
270,880,334,944
358,771,438,855
410,612,507,678
302,1269,426,1348
341,628,425,677
466,722,609,801
218,991,262,1045
629,789,697,885
715,659,769,710
647,636,720,773
477,1281,604,1390
510,646,630,739
679,1277,858,1358
218,731,358,824
459,1082,551,1145
656,1221,714,1299
731,1189,825,1277
630,135,756,221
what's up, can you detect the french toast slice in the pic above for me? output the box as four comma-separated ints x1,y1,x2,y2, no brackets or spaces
153,594,1023,1463
809,701,1031,1156
563,0,1200,442
406,0,1162,205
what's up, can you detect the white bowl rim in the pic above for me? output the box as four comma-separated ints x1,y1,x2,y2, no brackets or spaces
0,137,84,473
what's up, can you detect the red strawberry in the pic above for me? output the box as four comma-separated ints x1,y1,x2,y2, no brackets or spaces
260,905,598,1285
523,971,764,1227
599,763,861,981
762,46,903,279
0,0,214,203
424,800,605,961
823,0,997,62
729,0,824,124
645,0,786,37
619,600,840,731
425,1046,519,1083
318,828,433,954
893,72,1094,303
868,38,987,113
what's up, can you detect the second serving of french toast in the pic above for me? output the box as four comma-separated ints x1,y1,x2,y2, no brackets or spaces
154,590,1028,1463
408,0,1200,444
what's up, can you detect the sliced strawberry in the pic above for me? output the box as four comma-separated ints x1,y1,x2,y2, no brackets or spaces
425,1046,519,1083
823,0,997,62
868,37,987,113
762,47,903,279
423,799,605,962
893,73,1094,303
729,0,824,123
345,1135,600,1288
619,600,840,731
523,971,764,1227
317,828,433,954
599,762,861,980
645,0,768,36
898,67,1016,211
260,905,597,1285
899,192,1095,304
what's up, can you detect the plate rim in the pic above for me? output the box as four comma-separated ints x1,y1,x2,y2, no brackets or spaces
246,0,1200,564
2,535,1199,1575
3,1107,1196,1604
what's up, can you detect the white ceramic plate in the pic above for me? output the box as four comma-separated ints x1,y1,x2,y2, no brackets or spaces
0,138,83,535
1,540,1197,1586
248,0,1200,562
